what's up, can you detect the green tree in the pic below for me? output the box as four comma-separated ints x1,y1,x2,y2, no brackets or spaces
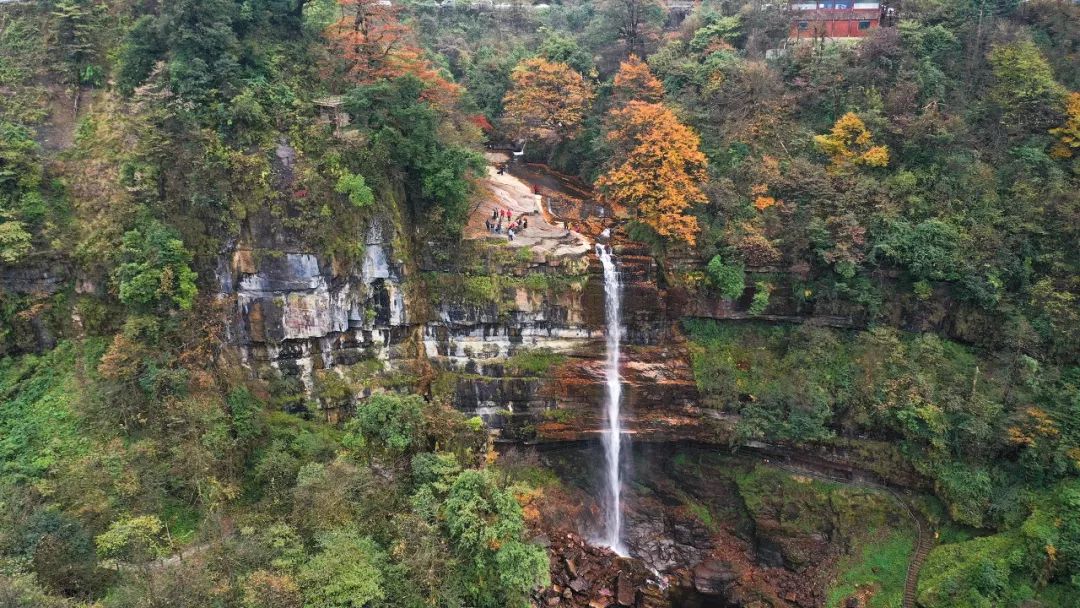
94,515,167,566
442,470,549,608
538,31,595,76
335,172,375,209
0,122,44,264
297,528,386,608
988,39,1067,132
874,219,968,282
344,393,428,457
113,221,198,311
116,0,242,102
50,0,101,86
344,76,484,234
163,0,242,101
115,16,165,95
689,15,742,53
0,221,31,264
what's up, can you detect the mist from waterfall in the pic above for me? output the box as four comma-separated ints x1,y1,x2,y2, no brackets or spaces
596,244,628,556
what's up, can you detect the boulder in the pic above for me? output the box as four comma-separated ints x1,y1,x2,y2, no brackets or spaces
692,559,738,596
616,571,636,606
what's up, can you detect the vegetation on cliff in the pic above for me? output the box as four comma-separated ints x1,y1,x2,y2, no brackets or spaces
1,0,1079,606
0,1,536,606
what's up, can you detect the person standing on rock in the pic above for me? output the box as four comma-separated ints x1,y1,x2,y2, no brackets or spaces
508,228,515,241
522,218,528,230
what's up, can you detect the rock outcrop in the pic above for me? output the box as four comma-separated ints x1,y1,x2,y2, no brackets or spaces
0,258,70,356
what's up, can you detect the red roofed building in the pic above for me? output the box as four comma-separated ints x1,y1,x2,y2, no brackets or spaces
789,2,884,39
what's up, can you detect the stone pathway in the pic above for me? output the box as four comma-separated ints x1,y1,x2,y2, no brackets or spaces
465,153,592,259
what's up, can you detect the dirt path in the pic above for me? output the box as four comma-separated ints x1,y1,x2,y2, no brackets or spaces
465,154,592,259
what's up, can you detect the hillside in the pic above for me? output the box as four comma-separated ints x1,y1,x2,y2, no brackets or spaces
1,1,1078,607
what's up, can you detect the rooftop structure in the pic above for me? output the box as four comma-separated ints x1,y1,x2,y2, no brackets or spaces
789,1,885,40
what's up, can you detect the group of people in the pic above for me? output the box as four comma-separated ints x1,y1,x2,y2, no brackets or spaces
485,208,528,241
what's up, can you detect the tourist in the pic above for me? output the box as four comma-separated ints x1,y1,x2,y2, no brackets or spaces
507,228,515,241
492,209,498,220
522,218,528,230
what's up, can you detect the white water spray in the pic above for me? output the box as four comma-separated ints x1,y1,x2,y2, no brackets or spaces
596,244,628,555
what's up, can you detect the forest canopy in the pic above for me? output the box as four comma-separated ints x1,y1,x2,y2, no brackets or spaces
0,0,1078,606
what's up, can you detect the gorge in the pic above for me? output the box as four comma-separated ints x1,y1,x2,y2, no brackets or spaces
1,1,1079,607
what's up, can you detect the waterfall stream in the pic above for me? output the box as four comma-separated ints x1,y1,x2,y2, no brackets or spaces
596,244,628,555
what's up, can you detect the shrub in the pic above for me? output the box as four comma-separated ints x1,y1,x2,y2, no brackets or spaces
94,515,166,565
344,393,428,457
749,281,772,315
113,221,198,311
706,255,745,299
335,172,375,208
505,348,567,376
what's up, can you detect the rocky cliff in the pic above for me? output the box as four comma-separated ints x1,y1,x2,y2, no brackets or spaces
217,200,710,442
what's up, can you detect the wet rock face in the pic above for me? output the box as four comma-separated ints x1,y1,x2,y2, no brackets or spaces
691,560,739,598
537,444,917,608
423,243,704,442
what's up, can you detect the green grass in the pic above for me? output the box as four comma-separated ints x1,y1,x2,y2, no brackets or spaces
826,530,916,608
423,271,587,310
506,348,567,376
541,408,577,424
0,342,91,487
501,464,562,490
161,499,202,545
678,492,719,532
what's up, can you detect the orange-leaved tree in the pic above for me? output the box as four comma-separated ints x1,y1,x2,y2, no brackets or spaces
611,54,663,105
502,58,595,145
327,0,460,103
813,112,889,171
595,101,707,246
1049,92,1080,159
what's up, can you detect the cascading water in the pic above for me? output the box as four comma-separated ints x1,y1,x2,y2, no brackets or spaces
596,243,628,556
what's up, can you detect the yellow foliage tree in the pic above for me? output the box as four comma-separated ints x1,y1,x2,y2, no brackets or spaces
751,155,781,211
595,101,708,246
813,112,890,171
612,54,663,105
502,58,595,144
1049,92,1080,159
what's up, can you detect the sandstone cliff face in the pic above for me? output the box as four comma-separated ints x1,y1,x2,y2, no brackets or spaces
218,212,707,441
219,214,420,410
420,239,709,443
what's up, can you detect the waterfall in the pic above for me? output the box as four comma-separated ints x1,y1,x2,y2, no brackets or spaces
596,244,628,555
